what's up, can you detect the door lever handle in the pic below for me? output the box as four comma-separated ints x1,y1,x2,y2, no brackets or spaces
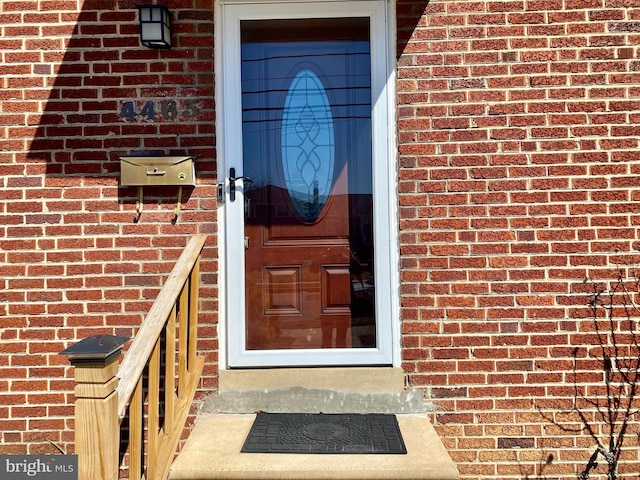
229,167,252,202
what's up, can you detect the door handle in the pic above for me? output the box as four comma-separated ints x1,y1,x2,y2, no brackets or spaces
229,168,252,202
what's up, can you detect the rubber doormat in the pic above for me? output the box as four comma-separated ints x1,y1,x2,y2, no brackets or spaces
241,413,407,454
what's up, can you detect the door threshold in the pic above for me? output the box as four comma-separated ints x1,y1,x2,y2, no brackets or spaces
168,414,459,480
202,386,434,415
218,367,405,393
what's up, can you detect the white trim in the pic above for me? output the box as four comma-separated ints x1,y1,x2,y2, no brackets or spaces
215,0,228,369
217,0,399,368
384,0,401,367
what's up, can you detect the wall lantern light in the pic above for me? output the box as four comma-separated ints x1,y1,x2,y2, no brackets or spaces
137,4,172,49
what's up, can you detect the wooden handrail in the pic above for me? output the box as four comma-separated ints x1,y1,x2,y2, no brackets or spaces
116,233,207,417
63,234,207,480
121,233,207,480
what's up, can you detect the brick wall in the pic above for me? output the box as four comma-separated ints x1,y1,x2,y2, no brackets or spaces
0,0,219,456
396,0,640,478
2,0,640,478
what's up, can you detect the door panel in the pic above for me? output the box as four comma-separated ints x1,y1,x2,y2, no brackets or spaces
264,267,301,315
322,266,351,313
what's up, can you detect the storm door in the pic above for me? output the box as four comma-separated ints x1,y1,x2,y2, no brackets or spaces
220,1,396,367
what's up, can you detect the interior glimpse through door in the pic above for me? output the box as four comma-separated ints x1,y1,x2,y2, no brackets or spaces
241,18,376,351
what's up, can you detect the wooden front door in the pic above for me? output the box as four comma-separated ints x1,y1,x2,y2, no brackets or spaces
222,1,396,367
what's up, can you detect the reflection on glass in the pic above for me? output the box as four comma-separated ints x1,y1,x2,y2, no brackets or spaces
241,18,375,351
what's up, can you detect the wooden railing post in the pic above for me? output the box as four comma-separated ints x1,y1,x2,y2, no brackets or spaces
61,334,129,480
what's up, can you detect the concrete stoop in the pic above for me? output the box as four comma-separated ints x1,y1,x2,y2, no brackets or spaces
168,414,459,480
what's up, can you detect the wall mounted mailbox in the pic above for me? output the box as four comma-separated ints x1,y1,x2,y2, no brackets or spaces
119,156,195,220
120,156,195,187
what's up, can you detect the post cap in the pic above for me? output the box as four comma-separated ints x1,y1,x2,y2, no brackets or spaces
60,334,130,364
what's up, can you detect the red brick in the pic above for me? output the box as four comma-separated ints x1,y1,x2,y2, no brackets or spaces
3,1,640,478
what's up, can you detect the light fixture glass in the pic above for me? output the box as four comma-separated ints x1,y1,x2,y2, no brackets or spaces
137,4,172,49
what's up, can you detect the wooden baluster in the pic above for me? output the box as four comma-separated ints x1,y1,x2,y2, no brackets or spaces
147,338,161,480
165,306,177,435
188,258,200,372
178,281,189,397
128,377,143,480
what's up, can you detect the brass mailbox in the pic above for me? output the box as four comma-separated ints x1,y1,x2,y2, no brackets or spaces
120,156,195,187
119,156,196,220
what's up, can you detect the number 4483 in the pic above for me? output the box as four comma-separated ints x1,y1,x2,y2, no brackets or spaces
119,99,199,121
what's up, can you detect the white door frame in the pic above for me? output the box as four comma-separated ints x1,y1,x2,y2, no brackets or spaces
216,0,399,368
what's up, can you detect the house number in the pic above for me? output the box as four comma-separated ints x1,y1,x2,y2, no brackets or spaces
119,100,200,121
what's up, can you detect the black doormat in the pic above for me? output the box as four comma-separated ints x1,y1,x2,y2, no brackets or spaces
241,413,407,454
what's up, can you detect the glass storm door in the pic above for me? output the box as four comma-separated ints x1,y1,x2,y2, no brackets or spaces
222,1,395,367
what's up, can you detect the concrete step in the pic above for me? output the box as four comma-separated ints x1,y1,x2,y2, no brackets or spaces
168,414,459,480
